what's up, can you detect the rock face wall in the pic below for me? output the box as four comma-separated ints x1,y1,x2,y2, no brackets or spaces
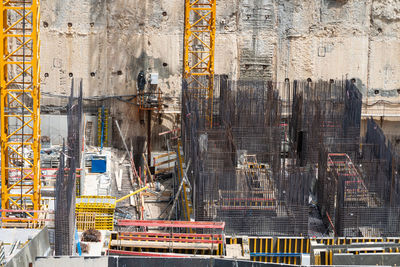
39,0,400,148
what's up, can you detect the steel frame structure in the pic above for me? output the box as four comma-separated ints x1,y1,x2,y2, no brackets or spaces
183,0,216,128
0,0,41,223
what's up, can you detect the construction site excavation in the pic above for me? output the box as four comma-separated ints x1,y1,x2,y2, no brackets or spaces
2,0,400,267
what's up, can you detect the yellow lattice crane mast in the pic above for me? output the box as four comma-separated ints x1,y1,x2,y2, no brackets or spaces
0,0,41,225
183,0,216,128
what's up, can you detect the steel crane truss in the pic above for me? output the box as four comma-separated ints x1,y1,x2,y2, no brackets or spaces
184,0,216,127
0,0,41,223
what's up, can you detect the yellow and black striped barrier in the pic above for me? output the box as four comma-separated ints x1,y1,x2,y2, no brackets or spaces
109,233,400,264
313,237,385,245
311,237,400,265
247,237,310,264
318,250,333,265
245,236,400,265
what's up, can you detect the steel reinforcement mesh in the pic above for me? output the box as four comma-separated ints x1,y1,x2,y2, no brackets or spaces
317,118,400,237
183,77,400,237
182,77,317,236
289,80,362,166
55,79,83,255
182,77,369,236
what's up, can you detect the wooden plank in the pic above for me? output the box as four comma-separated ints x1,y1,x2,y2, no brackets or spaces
128,165,133,185
0,209,54,213
0,217,54,222
129,190,136,206
158,128,180,136
154,158,176,167
110,240,217,250
155,166,175,174
142,153,154,183
0,222,30,228
119,152,127,165
115,169,123,191
114,170,119,190
142,191,171,197
153,151,176,160
119,169,123,190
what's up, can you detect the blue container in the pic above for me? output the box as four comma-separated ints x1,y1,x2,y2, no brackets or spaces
92,158,107,173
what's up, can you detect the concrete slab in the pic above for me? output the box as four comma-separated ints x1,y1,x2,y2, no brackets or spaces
0,228,41,262
2,227,50,267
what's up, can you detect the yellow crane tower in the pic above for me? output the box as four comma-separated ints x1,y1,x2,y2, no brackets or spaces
0,0,41,225
183,0,216,128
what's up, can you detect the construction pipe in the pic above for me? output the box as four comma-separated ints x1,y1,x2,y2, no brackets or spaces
116,186,149,203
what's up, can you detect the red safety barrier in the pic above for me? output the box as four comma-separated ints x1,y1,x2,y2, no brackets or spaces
117,220,225,229
117,236,222,244
120,232,222,239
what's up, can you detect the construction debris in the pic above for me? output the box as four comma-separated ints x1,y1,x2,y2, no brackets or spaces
77,243,89,253
81,229,101,242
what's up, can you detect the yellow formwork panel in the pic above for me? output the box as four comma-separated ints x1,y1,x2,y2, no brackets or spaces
247,236,400,266
387,237,400,243
248,237,309,265
313,237,385,245
311,237,400,266
319,250,333,265
76,196,116,231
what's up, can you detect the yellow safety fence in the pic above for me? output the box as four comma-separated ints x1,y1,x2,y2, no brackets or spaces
76,196,116,231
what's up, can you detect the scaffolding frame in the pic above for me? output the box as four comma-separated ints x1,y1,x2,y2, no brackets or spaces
0,0,41,222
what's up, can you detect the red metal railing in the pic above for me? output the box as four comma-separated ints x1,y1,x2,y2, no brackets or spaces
117,219,225,229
